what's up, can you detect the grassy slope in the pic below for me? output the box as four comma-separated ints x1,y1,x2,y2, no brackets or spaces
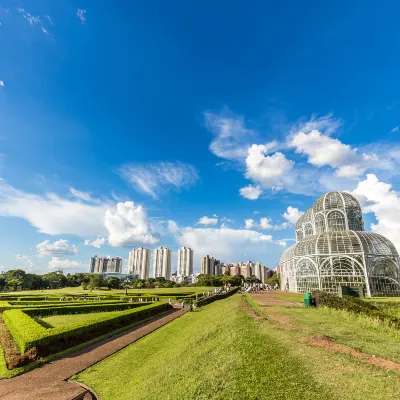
74,295,330,400
1,287,215,297
246,295,400,400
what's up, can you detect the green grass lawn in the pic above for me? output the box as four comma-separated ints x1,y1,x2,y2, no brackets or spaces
73,294,400,400
39,311,121,328
73,295,331,400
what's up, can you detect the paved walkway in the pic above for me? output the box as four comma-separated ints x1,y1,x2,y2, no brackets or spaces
0,307,187,400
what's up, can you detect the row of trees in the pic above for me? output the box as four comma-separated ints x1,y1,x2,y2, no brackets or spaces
195,273,280,287
0,270,186,292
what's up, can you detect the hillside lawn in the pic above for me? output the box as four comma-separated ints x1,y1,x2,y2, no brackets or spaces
73,294,400,400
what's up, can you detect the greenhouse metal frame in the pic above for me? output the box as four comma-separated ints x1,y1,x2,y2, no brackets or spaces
280,192,400,297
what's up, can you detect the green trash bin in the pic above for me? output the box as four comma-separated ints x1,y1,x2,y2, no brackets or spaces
304,292,311,308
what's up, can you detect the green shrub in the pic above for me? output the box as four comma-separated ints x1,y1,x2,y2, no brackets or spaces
311,290,400,329
196,287,239,307
3,302,171,355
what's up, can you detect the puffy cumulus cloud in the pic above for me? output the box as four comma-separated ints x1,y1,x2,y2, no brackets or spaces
198,216,218,225
204,110,259,161
0,179,108,237
105,201,158,247
119,161,198,199
245,219,255,229
176,226,285,265
287,115,392,180
0,81,4,88
84,237,106,249
245,217,288,231
283,206,304,225
353,174,400,252
167,220,179,234
245,145,294,189
37,239,79,257
239,184,262,200
48,257,81,269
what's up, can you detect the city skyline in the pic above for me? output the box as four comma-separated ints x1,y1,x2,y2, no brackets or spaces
1,2,400,275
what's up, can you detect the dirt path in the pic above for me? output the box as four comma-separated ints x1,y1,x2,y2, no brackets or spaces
0,307,187,400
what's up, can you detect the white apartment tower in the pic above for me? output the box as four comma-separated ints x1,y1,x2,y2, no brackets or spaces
153,247,172,280
128,247,151,279
201,255,215,275
254,262,267,283
177,247,193,277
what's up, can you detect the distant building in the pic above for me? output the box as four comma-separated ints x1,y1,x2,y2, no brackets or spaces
153,247,172,279
239,262,252,278
254,262,269,283
201,255,215,275
230,264,240,276
128,247,151,279
89,256,123,274
177,247,194,277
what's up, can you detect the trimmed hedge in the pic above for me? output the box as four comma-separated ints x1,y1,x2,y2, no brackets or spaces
312,290,400,328
24,302,151,317
196,287,239,307
3,302,171,355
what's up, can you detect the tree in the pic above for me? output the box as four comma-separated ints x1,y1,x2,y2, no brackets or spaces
42,272,67,289
107,277,121,289
88,274,106,290
267,274,280,287
5,269,26,291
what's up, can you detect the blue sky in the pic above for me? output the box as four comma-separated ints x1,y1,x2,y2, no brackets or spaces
1,0,400,274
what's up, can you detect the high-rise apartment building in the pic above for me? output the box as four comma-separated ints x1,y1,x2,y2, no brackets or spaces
153,247,172,279
254,262,268,283
201,255,215,275
89,256,123,274
128,247,151,279
177,247,193,277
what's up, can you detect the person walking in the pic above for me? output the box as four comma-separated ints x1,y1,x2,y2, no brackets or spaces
181,300,185,309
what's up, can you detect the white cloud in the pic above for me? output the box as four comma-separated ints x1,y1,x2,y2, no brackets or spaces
120,161,198,199
0,179,108,237
16,7,51,35
16,254,34,269
0,181,107,235
283,206,304,225
392,126,399,133
176,226,285,265
198,216,218,225
353,174,400,252
77,9,87,23
204,110,266,161
239,184,262,200
69,187,101,203
254,211,260,214
245,219,255,229
167,220,179,234
288,115,386,180
0,81,4,88
105,201,158,247
245,145,294,188
48,257,81,269
84,237,106,249
37,239,79,257
245,217,287,231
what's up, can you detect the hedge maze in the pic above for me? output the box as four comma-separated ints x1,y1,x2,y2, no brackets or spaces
0,295,172,372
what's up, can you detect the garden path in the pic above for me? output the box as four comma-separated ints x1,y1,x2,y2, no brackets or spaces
0,306,187,400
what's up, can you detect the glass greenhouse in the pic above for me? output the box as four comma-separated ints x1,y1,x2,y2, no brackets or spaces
280,191,400,297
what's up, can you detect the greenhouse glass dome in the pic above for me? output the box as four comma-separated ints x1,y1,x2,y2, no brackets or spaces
280,192,400,297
